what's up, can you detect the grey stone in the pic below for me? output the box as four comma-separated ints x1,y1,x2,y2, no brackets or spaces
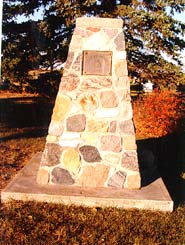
79,145,102,162
41,143,63,167
51,167,75,185
66,114,86,132
119,120,135,135
108,171,126,188
121,151,139,171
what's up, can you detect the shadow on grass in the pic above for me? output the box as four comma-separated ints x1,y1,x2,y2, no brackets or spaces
0,127,48,142
137,132,185,207
0,96,53,142
0,97,53,129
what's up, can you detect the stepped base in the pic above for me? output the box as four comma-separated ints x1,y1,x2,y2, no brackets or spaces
1,153,173,212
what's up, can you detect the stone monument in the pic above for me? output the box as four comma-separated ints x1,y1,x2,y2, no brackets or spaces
37,17,141,189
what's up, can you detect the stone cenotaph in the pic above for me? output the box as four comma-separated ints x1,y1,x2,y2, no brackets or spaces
37,17,141,190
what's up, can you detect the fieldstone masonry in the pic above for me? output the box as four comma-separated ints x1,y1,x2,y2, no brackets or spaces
37,17,141,189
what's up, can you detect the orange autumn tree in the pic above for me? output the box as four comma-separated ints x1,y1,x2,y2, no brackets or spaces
133,90,183,139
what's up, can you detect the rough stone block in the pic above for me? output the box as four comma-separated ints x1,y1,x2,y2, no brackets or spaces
124,172,141,189
115,60,128,76
122,135,137,150
108,121,117,133
48,121,64,136
103,153,120,165
62,149,81,174
78,94,98,112
87,119,109,133
77,164,110,187
121,151,139,171
66,114,86,132
51,167,75,185
114,32,125,50
81,77,112,90
107,171,126,188
100,91,118,108
59,75,80,91
81,132,98,145
52,94,71,121
119,120,135,135
41,143,63,167
46,135,57,143
79,145,102,162
100,135,122,153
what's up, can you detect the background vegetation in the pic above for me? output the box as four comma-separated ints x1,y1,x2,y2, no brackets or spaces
2,0,185,94
1,1,185,244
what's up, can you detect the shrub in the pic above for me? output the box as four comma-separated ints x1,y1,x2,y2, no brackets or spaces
132,90,183,139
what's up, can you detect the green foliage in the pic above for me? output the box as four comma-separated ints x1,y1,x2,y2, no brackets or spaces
0,201,185,245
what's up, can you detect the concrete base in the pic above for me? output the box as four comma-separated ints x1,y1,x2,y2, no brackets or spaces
1,153,173,212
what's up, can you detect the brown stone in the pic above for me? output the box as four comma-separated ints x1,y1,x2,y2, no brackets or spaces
119,120,135,135
77,164,109,187
60,74,80,91
100,91,118,108
107,171,126,188
114,32,125,50
100,135,122,153
86,27,100,32
87,119,108,133
52,94,71,121
81,77,112,90
62,149,81,174
66,114,86,132
78,94,98,112
41,143,63,167
36,168,49,185
108,121,117,133
121,151,139,171
51,167,75,185
79,145,102,162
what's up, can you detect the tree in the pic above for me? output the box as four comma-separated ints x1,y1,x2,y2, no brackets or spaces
2,0,185,91
2,1,42,90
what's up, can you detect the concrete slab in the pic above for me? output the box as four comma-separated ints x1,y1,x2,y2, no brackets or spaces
1,153,173,212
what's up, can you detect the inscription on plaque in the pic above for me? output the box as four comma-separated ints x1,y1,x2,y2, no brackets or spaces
82,51,112,76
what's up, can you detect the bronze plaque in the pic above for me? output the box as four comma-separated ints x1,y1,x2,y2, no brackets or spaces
82,51,112,75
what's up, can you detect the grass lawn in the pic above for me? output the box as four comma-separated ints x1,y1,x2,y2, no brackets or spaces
0,93,185,244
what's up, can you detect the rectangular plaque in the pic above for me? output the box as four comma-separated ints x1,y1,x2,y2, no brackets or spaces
82,51,112,76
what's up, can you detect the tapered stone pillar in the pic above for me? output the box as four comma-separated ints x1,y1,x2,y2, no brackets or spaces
37,17,141,189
